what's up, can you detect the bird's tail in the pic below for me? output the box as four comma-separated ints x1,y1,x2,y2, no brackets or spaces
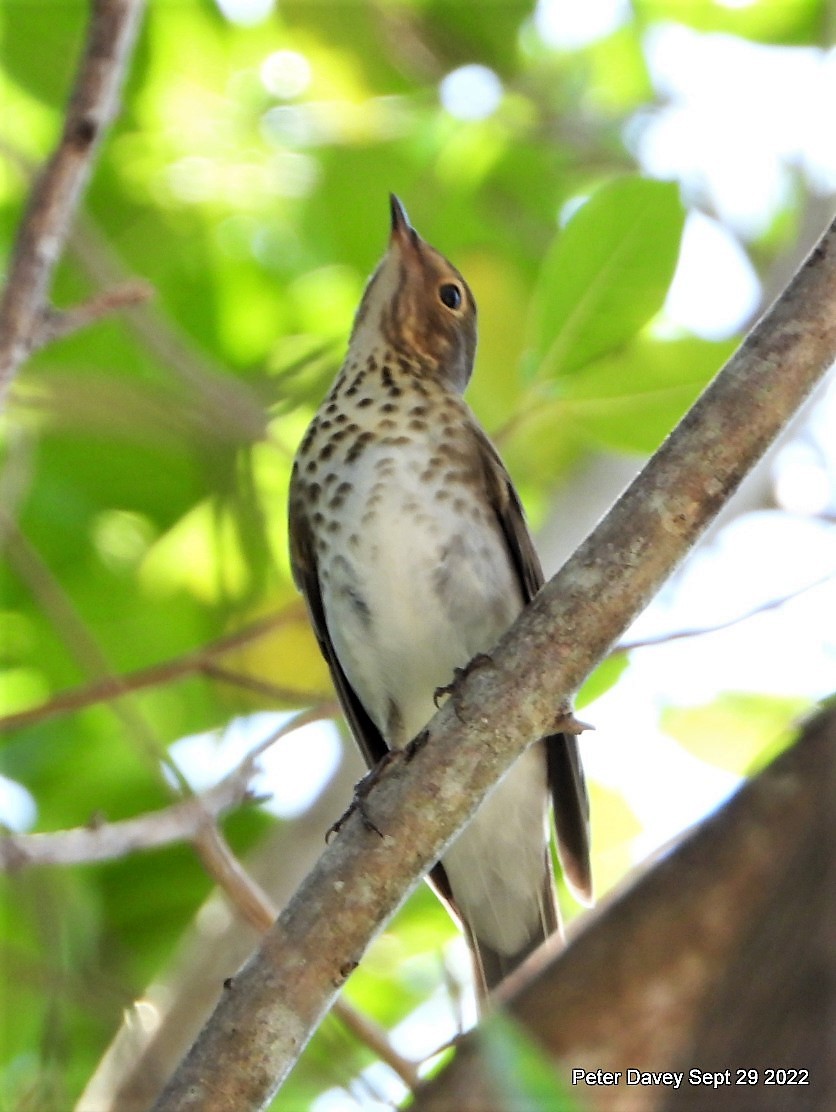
468,852,559,1004
430,852,560,1007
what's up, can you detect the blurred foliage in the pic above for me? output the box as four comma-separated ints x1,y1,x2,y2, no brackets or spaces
0,0,830,1107
662,692,811,775
481,1013,583,1110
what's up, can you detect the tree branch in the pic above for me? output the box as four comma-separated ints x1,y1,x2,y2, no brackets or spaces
150,217,836,1111
0,0,146,403
76,759,423,1110
189,818,423,1092
412,701,836,1112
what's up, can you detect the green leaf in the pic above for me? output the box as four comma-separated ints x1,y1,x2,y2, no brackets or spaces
562,336,734,453
662,692,809,776
576,654,629,708
528,178,686,380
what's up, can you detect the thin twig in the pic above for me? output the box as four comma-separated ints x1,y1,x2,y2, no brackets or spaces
193,823,277,933
200,663,315,705
618,570,836,653
333,1002,422,1091
0,705,335,872
32,279,154,350
0,0,146,402
0,605,316,735
0,768,254,872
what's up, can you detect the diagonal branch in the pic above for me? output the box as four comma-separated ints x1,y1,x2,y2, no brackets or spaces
0,0,146,403
150,216,836,1112
188,817,423,1091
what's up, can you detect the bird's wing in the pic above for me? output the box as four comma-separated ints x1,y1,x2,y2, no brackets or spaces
288,485,390,769
474,426,593,904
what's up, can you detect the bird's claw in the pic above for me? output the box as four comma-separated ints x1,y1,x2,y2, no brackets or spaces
326,797,382,841
433,652,494,717
326,750,400,841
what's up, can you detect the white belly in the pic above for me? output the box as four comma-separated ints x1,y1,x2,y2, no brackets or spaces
321,438,522,745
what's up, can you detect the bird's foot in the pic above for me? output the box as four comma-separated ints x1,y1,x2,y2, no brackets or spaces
326,750,400,841
433,652,494,716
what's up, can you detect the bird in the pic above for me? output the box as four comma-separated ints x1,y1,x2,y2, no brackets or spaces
288,195,592,1000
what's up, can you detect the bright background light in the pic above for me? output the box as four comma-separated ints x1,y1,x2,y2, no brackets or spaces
439,65,503,121
170,713,342,819
636,27,836,234
663,211,761,339
535,0,630,49
214,0,273,26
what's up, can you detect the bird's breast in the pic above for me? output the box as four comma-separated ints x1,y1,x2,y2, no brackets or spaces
301,401,522,742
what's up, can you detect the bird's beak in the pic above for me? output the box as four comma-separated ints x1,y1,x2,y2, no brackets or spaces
389,194,420,256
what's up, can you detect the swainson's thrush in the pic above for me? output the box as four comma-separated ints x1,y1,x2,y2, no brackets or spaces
288,196,592,998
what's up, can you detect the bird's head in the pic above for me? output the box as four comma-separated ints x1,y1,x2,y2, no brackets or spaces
348,195,477,394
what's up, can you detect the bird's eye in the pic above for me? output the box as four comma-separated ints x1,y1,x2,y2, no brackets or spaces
438,282,463,311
